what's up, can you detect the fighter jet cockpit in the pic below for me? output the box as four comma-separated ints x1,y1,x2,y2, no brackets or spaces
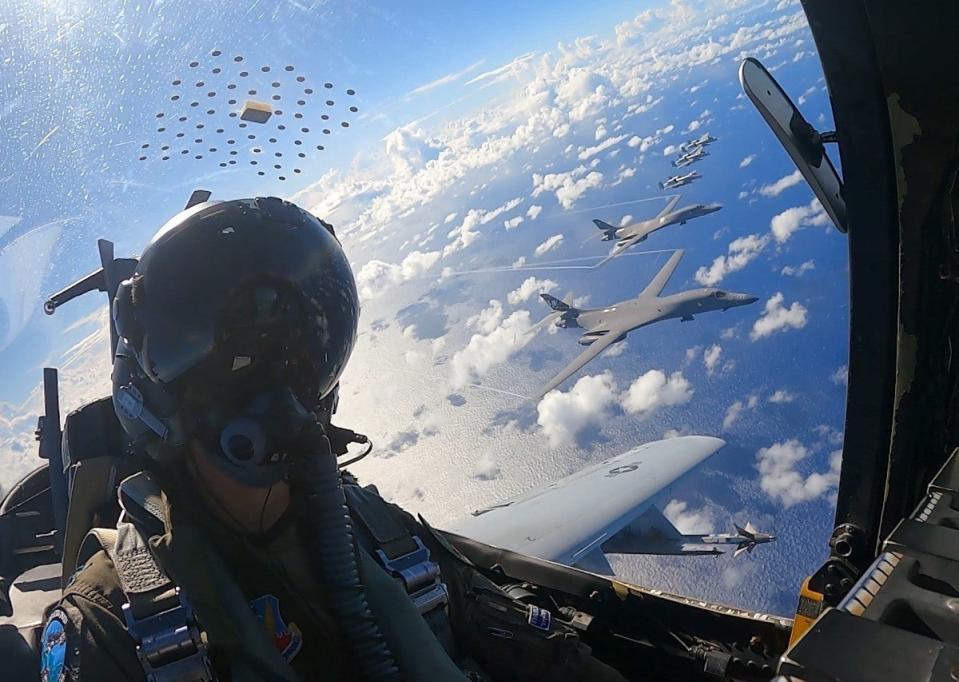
1,1,956,681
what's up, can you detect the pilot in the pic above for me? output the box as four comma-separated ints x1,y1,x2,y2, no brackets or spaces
39,197,625,682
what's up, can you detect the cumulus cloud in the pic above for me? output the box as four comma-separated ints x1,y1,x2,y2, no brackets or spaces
526,205,543,220
770,198,829,243
664,499,715,534
621,370,693,415
532,166,604,209
750,292,808,340
356,250,441,300
758,169,803,197
450,308,536,389
723,394,759,430
578,134,627,160
473,452,502,480
504,216,525,230
534,233,565,257
830,364,848,386
781,260,815,276
756,440,841,507
695,234,770,286
507,276,558,305
537,372,619,447
769,389,794,403
444,197,524,256
512,256,527,268
663,144,679,155
703,344,722,376
739,154,756,168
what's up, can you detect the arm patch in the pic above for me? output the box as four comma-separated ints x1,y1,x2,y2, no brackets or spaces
40,609,70,682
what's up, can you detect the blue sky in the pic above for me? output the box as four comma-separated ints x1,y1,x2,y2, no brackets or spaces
0,0,847,616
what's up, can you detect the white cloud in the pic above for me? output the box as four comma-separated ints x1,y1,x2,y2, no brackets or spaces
739,154,756,168
534,233,564,257
830,364,848,386
769,389,794,403
664,499,715,534
695,233,770,286
578,134,627,160
770,198,829,243
720,326,737,340
532,166,604,209
444,197,524,256
750,292,808,340
444,212,458,224
526,204,543,220
684,118,701,133
663,144,678,155
465,52,536,87
621,370,693,415
602,340,628,358
467,299,505,333
450,309,536,389
758,169,803,197
473,452,502,480
512,256,527,269
756,440,841,507
723,400,745,430
815,424,844,446
504,216,524,230
536,372,619,447
797,85,817,105
703,344,722,376
781,260,815,276
507,276,558,305
356,250,441,300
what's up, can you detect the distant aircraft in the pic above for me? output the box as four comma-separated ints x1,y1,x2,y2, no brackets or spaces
447,436,775,574
533,249,757,398
672,145,709,167
680,132,717,152
593,195,721,265
659,171,701,190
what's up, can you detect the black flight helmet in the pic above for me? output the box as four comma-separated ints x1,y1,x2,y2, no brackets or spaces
111,196,359,485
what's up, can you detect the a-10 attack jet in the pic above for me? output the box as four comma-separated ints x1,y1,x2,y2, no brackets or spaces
533,249,758,398
679,132,717,152
592,194,722,265
672,144,710,167
659,170,701,190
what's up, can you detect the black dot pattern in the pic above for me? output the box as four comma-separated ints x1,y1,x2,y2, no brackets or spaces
142,58,360,180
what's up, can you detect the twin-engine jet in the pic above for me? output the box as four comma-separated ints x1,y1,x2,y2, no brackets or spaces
672,145,709,167
533,249,757,398
679,132,717,152
659,171,701,190
592,195,722,265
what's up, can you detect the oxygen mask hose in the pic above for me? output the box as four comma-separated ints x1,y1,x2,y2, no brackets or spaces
288,426,400,681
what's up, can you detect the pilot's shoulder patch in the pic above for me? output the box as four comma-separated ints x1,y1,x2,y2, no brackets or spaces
40,609,69,682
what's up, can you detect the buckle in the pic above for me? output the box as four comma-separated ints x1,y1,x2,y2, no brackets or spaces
376,536,449,615
122,588,214,682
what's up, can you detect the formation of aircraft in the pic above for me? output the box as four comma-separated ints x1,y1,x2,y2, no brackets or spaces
592,195,722,266
533,249,758,398
659,170,701,189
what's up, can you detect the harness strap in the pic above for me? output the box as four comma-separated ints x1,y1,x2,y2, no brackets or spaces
344,485,450,620
81,471,215,682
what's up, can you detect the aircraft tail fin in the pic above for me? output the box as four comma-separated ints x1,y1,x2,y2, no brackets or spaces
592,219,619,238
541,292,573,312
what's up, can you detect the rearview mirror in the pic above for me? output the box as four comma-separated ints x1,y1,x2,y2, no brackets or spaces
739,57,847,233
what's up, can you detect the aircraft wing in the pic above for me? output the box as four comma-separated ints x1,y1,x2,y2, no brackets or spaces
596,233,643,267
656,194,681,218
444,436,725,568
639,248,684,298
533,327,627,399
